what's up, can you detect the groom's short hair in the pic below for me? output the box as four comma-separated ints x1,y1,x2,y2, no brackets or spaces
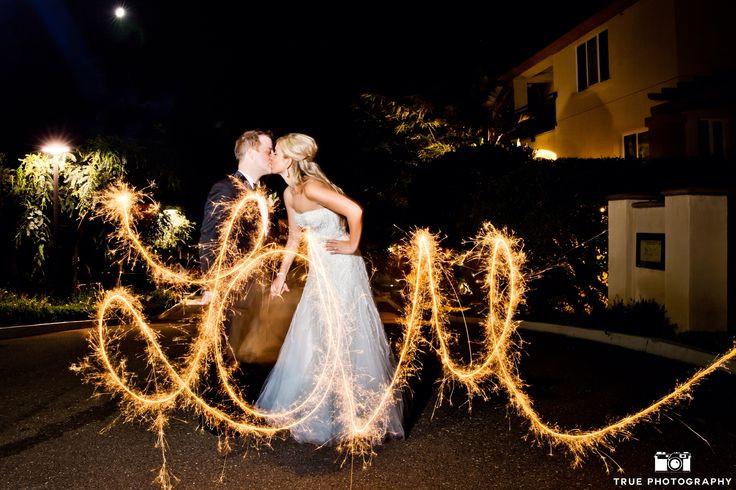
234,129,272,159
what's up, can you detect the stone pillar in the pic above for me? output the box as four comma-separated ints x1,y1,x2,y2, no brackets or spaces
664,190,728,331
631,201,666,302
607,195,660,302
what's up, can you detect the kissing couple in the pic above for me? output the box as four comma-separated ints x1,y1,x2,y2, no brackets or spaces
198,130,404,446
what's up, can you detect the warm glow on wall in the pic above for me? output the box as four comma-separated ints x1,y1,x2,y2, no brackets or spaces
534,148,558,160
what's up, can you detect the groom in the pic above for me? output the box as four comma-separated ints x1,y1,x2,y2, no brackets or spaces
199,129,274,363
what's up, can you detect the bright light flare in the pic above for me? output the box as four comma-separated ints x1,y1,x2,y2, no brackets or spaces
74,180,736,488
115,7,126,18
41,142,71,156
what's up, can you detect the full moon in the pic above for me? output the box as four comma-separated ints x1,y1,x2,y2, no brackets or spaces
114,7,126,18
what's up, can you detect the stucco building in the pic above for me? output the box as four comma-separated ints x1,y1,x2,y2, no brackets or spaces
502,0,735,159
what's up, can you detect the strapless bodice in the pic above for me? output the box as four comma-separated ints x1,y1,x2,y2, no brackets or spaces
294,207,347,241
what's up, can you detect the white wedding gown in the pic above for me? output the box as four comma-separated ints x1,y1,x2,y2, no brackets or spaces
256,207,404,445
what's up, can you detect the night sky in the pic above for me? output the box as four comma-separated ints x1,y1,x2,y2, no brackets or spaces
1,1,613,207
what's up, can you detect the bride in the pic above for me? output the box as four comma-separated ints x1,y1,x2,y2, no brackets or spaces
256,133,404,445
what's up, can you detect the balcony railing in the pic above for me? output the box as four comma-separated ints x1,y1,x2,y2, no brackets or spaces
511,91,557,140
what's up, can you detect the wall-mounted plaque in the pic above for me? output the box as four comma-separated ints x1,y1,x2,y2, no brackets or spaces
636,233,665,270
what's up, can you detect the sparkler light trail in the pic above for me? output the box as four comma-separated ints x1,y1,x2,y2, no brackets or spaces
73,181,736,488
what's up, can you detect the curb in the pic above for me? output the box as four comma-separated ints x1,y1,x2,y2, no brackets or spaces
0,319,95,340
379,306,734,372
519,320,736,372
2,313,733,373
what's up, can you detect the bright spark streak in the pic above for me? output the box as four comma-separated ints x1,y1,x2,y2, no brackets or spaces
74,181,736,487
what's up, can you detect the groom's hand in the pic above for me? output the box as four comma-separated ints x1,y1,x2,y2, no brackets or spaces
199,290,213,305
325,239,357,255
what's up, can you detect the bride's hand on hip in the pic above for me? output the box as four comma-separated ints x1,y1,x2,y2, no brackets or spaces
325,239,357,255
270,275,289,297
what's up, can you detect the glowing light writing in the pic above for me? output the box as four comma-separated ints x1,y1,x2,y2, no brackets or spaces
73,182,736,488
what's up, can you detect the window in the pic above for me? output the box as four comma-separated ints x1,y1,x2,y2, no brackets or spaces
698,119,726,158
577,30,609,91
623,130,649,159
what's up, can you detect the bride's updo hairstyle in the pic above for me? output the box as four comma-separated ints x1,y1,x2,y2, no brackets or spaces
276,133,344,195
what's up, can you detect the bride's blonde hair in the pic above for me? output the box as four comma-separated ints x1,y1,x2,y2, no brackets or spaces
276,133,343,195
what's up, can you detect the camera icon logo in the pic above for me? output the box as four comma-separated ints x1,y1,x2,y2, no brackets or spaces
654,451,691,472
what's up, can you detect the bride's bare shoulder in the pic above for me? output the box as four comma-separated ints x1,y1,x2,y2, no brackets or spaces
302,179,332,197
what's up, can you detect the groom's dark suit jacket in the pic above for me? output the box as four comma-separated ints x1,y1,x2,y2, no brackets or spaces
199,172,257,274
200,171,274,365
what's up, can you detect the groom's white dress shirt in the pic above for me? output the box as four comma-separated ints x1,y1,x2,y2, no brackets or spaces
237,170,257,189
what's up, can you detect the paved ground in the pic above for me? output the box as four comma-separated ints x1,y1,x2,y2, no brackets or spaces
0,323,734,489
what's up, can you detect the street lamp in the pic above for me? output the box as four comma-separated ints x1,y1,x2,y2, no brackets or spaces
41,142,71,241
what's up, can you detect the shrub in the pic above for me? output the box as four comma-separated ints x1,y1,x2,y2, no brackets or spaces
0,290,95,326
523,297,677,339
